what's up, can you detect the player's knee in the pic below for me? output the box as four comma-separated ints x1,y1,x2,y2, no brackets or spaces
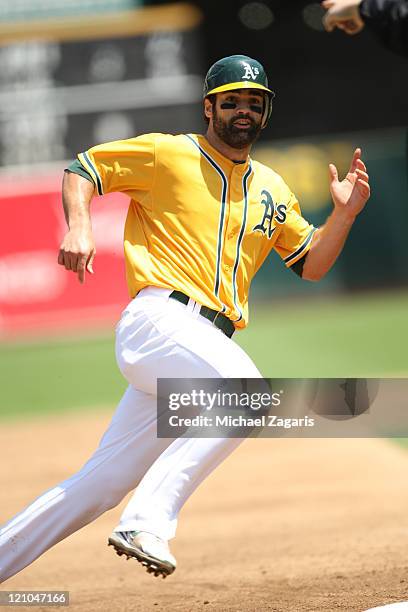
96,475,135,511
101,491,126,511
92,486,127,512
115,352,141,388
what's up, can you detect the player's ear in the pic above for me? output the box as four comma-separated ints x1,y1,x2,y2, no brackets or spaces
204,96,213,121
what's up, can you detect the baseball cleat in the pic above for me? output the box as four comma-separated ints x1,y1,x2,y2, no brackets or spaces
108,530,176,578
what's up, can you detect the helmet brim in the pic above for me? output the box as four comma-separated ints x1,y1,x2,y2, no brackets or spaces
205,81,275,98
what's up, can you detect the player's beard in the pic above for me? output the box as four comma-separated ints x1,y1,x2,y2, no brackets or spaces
212,107,262,149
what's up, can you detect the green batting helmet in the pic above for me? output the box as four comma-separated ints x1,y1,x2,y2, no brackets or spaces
203,54,275,128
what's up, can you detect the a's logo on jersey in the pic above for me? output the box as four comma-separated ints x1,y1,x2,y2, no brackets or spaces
241,62,259,80
253,190,276,238
275,203,287,224
253,190,287,239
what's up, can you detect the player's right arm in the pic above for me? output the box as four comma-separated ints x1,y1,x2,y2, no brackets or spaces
58,134,156,283
58,171,96,284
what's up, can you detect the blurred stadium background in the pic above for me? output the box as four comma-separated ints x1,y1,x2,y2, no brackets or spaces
0,0,407,419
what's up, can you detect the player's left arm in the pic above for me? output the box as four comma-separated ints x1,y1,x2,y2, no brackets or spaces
301,147,370,281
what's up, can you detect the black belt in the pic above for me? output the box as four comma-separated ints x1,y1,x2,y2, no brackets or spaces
169,290,235,338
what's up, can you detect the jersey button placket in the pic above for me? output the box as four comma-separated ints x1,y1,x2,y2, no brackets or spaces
221,167,246,318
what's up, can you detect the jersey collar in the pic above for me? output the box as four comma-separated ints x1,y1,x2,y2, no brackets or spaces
194,134,251,173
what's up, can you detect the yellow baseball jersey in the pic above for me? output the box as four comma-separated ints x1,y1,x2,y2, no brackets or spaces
78,133,315,329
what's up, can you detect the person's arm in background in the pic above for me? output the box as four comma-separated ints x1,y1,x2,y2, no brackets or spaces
322,0,408,56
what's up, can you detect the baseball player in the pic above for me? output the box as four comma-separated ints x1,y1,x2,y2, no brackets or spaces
0,55,370,582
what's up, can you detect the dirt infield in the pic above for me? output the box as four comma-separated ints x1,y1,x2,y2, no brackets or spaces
1,411,408,612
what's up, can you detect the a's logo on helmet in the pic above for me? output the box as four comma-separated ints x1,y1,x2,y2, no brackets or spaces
241,62,259,80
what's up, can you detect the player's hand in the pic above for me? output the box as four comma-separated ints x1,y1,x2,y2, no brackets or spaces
58,227,96,284
328,148,370,219
322,0,365,35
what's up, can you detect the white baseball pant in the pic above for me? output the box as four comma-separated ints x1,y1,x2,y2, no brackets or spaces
0,287,261,583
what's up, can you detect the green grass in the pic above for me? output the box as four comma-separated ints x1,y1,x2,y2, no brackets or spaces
394,438,408,448
0,334,126,421
0,290,407,421
237,290,408,378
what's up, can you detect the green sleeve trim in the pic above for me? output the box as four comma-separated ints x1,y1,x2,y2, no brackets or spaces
290,253,307,278
65,159,95,184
